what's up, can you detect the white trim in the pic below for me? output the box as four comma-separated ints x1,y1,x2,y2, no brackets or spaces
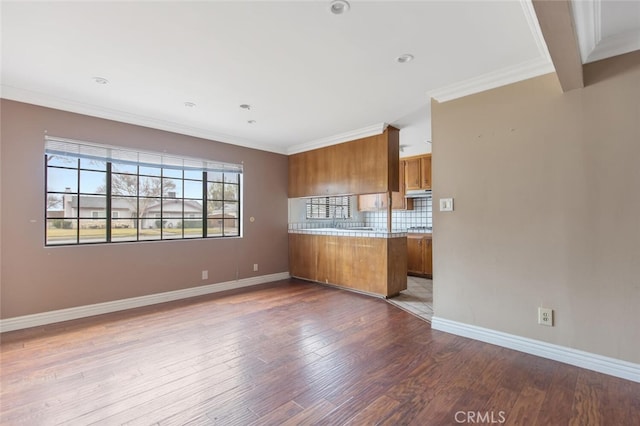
571,0,599,62
0,272,290,333
585,29,640,64
0,85,287,155
519,0,552,61
426,1,554,103
2,84,387,156
428,57,555,103
287,123,386,155
431,316,640,383
572,0,640,64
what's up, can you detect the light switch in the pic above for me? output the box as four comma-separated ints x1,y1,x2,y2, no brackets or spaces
439,198,454,212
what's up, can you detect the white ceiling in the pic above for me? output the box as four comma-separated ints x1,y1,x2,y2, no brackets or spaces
1,1,637,155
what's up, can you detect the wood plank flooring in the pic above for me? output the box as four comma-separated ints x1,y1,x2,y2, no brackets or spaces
1,279,638,425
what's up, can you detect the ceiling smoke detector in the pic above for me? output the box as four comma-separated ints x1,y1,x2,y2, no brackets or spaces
92,76,109,85
329,0,350,15
396,54,414,64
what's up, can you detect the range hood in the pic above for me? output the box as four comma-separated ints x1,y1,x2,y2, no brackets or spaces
405,189,432,198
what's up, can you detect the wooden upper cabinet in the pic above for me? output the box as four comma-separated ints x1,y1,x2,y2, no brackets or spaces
394,160,414,210
357,159,414,212
288,127,400,198
404,157,421,191
421,155,431,189
358,193,387,211
404,154,432,191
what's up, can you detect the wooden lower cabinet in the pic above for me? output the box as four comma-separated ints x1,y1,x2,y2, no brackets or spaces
289,233,407,297
407,233,432,278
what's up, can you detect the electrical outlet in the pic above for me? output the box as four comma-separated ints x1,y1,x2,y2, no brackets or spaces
538,307,553,326
201,270,208,280
253,264,258,272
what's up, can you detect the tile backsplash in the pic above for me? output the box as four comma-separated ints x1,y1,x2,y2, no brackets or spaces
288,194,432,231
364,196,432,231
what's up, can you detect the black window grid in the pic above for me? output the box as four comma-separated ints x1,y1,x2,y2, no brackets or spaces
45,155,241,245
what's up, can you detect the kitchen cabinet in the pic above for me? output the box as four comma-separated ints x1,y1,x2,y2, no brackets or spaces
289,232,318,280
357,160,414,211
404,154,431,191
407,233,432,278
289,233,407,297
357,193,387,211
288,127,400,198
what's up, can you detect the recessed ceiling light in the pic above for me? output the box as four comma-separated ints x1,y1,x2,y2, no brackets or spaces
240,104,251,110
396,54,414,64
184,102,196,108
247,120,256,124
93,77,109,84
329,0,350,15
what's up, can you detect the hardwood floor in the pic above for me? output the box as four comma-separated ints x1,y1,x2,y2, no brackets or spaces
1,279,638,425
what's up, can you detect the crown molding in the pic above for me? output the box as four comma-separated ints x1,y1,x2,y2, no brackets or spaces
572,0,640,64
0,85,288,155
428,57,555,103
572,0,602,62
520,0,552,60
287,122,387,155
585,29,640,63
428,0,554,103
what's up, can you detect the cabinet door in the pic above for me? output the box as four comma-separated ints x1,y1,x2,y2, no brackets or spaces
421,155,431,189
407,235,425,275
289,234,317,280
316,236,337,284
357,194,389,211
359,161,414,211
391,191,406,210
394,160,413,210
357,194,379,211
424,237,433,277
404,158,422,191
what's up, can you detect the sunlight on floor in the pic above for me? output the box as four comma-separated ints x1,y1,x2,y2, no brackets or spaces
387,276,433,322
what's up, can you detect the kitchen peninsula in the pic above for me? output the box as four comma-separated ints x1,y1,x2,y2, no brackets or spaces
288,126,407,298
289,227,407,297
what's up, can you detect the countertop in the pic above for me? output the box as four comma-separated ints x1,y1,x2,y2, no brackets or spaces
288,227,432,238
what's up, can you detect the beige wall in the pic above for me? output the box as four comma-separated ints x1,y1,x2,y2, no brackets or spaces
0,100,289,318
432,51,640,364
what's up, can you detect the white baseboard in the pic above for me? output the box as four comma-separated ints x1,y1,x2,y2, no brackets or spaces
431,316,640,383
0,272,290,333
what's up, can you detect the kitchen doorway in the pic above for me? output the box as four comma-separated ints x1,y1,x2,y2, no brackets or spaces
387,276,433,321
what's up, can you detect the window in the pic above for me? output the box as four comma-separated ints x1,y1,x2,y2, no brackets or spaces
45,137,242,245
306,196,351,219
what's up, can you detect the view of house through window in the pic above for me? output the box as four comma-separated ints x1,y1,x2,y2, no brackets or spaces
306,196,351,220
45,137,242,245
